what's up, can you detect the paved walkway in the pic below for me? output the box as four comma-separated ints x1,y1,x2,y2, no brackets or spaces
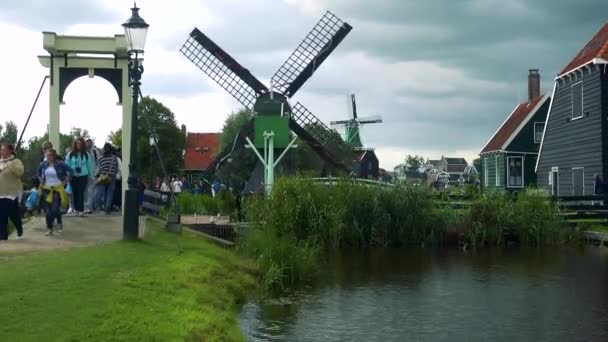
0,213,125,254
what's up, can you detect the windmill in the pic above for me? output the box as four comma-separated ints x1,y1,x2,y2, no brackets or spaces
330,94,382,149
180,11,358,192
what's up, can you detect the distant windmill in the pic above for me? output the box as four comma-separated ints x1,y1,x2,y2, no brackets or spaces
330,94,382,149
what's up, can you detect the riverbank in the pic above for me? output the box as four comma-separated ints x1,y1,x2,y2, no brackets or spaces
0,220,257,341
242,177,576,291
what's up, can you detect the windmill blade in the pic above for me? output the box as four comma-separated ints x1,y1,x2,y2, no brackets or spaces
346,94,354,119
329,119,351,126
356,115,383,124
180,28,269,109
271,11,352,98
351,94,357,119
289,102,355,170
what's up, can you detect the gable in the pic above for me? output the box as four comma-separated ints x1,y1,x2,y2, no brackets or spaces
504,98,550,152
183,133,220,170
481,95,549,154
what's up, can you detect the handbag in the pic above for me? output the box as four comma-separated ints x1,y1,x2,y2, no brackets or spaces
97,174,112,185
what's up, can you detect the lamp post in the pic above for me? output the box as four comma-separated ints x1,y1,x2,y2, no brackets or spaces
122,3,149,240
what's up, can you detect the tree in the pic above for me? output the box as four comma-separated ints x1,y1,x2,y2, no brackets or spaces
108,96,186,181
405,154,425,171
69,127,91,141
0,121,18,146
108,129,122,150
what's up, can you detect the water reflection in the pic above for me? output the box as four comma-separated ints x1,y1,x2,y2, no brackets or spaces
240,247,608,342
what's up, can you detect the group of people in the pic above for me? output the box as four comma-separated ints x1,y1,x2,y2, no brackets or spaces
37,139,122,235
0,137,123,240
152,176,223,197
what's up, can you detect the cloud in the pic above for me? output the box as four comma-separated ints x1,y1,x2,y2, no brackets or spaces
0,0,118,31
2,0,608,172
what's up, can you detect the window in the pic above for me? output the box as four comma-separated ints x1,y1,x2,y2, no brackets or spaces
495,156,500,186
507,156,524,188
484,159,488,186
572,82,583,119
534,122,544,143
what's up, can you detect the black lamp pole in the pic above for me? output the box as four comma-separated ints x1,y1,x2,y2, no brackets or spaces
122,3,149,240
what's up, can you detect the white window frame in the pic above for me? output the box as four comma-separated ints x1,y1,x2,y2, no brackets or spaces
571,167,585,196
533,122,544,144
507,156,524,188
551,167,559,196
484,158,488,186
571,81,584,120
495,155,500,187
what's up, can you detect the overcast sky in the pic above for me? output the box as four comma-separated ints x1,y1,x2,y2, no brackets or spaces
1,0,606,170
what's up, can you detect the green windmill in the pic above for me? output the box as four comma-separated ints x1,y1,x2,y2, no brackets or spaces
181,11,355,195
330,94,383,149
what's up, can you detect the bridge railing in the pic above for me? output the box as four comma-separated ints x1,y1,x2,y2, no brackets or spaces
310,177,395,187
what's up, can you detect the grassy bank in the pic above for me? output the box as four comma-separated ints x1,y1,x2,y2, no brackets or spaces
242,177,570,291
0,220,256,341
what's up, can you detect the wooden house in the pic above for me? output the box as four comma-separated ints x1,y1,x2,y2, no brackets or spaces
480,70,551,192
536,22,608,196
182,132,220,182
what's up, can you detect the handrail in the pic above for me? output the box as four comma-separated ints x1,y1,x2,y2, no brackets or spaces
310,177,395,187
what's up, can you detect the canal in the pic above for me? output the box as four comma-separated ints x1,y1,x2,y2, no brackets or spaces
240,247,608,341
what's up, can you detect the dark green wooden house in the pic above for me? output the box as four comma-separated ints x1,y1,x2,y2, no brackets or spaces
480,70,550,192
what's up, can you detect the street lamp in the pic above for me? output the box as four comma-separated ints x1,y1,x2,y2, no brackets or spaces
122,2,149,240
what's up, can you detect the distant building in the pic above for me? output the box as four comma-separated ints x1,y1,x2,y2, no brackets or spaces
480,70,550,192
436,156,468,183
536,22,608,197
182,133,220,181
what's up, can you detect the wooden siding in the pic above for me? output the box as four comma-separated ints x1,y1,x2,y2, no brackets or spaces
603,69,608,183
537,66,604,196
505,100,550,153
481,153,505,191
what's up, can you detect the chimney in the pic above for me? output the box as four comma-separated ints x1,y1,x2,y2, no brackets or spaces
528,69,540,101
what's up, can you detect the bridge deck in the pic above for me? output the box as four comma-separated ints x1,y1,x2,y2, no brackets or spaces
0,214,128,254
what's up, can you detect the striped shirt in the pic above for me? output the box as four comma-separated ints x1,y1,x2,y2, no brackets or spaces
98,154,119,178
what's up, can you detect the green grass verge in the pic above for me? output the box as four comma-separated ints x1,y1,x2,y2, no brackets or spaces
0,220,257,341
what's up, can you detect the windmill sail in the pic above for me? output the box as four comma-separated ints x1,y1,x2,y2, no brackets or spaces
289,102,355,170
180,28,269,109
271,11,352,97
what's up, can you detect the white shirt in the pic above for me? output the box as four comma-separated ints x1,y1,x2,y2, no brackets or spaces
172,181,183,193
44,166,62,187
116,157,123,180
160,182,170,192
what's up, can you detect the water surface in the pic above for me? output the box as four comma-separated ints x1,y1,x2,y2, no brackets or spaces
240,247,608,341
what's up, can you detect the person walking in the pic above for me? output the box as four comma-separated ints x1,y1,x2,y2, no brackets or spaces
0,143,25,240
38,149,70,235
172,177,183,196
85,139,100,214
65,138,94,217
94,143,119,214
112,148,123,211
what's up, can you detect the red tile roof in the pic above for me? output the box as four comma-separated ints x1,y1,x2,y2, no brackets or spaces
183,133,220,170
481,95,546,154
559,22,608,76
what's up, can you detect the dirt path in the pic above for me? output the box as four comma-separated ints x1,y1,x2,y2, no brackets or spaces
0,214,126,254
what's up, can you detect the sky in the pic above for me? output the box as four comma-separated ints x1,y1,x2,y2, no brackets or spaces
0,0,607,170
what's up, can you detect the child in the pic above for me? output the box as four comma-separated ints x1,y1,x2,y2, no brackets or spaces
25,177,40,215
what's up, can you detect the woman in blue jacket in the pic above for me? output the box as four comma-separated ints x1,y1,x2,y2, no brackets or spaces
38,149,71,235
65,138,94,216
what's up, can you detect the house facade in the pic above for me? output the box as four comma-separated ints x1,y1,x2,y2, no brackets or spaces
182,132,220,181
480,70,551,192
437,157,468,183
536,22,608,197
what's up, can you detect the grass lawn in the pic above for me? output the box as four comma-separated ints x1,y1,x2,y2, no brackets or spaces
0,220,257,341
